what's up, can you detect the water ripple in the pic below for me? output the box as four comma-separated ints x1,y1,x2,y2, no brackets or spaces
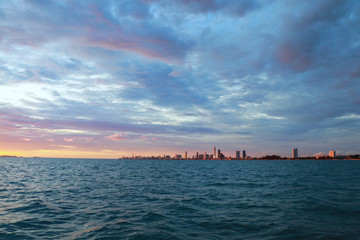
1,158,360,239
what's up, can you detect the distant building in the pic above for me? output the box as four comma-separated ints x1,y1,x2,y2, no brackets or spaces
213,146,216,158
292,148,298,159
329,150,336,158
236,151,240,159
196,152,199,159
242,150,246,159
217,149,225,159
185,151,187,159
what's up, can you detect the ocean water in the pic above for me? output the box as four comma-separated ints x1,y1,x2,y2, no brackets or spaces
1,158,360,240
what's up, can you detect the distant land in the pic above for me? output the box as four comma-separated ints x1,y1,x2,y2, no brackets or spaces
120,154,360,160
0,154,359,160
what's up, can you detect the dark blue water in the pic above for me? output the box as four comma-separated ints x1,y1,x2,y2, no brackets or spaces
1,158,360,239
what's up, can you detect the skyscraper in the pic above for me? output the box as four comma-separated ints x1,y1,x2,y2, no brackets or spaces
329,150,336,158
185,151,187,159
292,148,298,159
213,146,216,158
242,150,246,159
236,151,240,159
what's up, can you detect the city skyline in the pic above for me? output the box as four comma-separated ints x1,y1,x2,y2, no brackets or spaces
1,1,360,158
123,146,353,160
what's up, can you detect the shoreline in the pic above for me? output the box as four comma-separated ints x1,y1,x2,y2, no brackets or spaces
1,156,359,161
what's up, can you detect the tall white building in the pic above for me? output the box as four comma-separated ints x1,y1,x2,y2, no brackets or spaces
329,150,336,158
213,146,216,158
185,151,187,159
292,148,298,159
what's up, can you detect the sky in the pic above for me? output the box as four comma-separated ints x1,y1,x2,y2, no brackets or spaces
0,0,359,158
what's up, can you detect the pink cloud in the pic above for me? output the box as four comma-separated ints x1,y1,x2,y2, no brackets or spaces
104,133,128,141
64,137,94,142
81,36,180,63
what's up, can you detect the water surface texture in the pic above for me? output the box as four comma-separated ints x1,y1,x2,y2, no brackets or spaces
1,158,360,239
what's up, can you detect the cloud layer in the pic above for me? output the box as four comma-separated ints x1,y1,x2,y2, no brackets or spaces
0,0,359,157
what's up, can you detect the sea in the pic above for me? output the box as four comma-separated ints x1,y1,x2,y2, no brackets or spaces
1,158,360,240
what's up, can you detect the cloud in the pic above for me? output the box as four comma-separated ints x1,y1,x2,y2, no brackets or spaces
104,133,158,142
158,0,262,16
0,0,193,64
64,137,94,142
105,133,128,141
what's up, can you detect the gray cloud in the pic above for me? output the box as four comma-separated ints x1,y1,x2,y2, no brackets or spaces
158,0,262,16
